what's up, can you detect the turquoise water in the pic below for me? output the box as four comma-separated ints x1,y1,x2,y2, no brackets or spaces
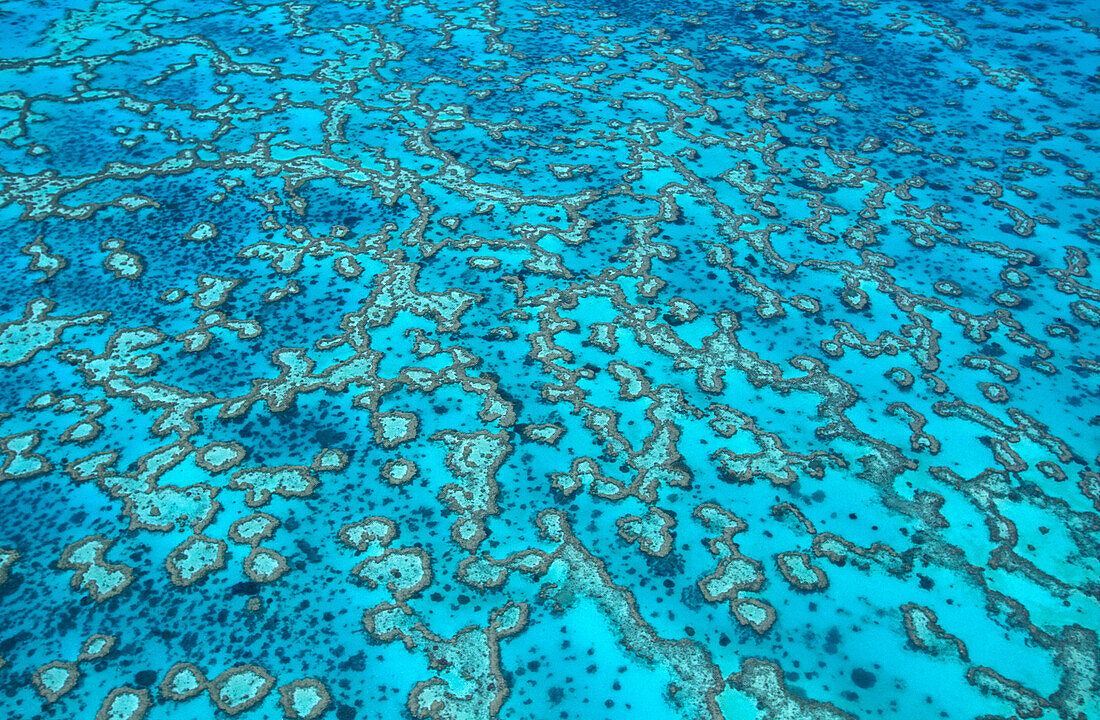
1,1,1099,718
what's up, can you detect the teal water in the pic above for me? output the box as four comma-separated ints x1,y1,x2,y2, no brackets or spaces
1,1,1099,719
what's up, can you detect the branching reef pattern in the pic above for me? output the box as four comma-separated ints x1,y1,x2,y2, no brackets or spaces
0,1,1099,719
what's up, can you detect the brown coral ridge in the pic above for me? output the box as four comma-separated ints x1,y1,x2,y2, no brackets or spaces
532,510,726,719
208,664,277,715
278,678,333,720
352,547,432,601
616,506,677,557
164,533,227,587
56,535,135,601
159,660,331,717
900,603,969,661
95,687,151,720
32,633,117,703
432,429,512,551
362,600,528,720
728,658,856,720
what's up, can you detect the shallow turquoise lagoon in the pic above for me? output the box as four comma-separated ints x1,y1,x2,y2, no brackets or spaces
0,1,1098,719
